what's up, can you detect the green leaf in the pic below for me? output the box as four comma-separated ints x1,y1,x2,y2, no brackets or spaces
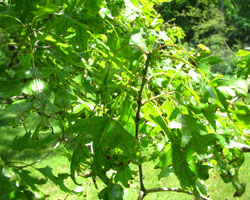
158,166,174,180
12,131,38,151
215,88,229,109
92,149,111,185
172,143,196,188
95,38,110,51
31,3,59,16
98,187,109,200
75,26,88,50
155,144,172,169
108,184,124,200
201,104,217,130
232,178,246,197
142,103,174,142
118,94,135,125
24,113,41,133
13,169,46,193
180,115,204,150
69,117,139,159
129,32,147,51
70,143,91,185
37,166,75,194
0,80,24,98
6,101,31,114
195,180,208,196
233,103,250,128
196,164,211,180
101,67,111,104
99,183,124,200
130,0,141,9
54,89,77,108
199,55,222,66
1,0,249,198
69,117,139,185
114,166,134,187
212,78,248,96
18,54,32,69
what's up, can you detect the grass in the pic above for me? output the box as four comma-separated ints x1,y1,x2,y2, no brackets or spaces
1,110,250,200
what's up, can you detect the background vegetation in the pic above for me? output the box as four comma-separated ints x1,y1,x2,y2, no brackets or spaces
157,0,250,74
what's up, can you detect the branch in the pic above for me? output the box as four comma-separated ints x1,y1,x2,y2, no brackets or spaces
0,95,30,104
137,190,145,200
145,187,211,200
240,145,250,153
229,141,250,153
135,53,152,140
135,53,152,196
151,54,194,66
145,187,192,195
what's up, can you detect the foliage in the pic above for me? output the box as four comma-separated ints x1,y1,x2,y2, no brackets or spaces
0,0,250,200
157,0,250,48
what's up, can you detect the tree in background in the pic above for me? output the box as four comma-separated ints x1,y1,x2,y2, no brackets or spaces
157,0,250,74
223,0,250,48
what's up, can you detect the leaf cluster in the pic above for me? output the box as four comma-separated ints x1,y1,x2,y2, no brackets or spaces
0,0,249,199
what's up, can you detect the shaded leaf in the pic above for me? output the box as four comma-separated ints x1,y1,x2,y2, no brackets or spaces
232,178,246,197
172,143,196,188
212,78,248,96
70,143,91,185
37,166,75,194
158,166,174,180
12,131,38,151
0,80,24,98
199,55,222,66
108,184,124,200
68,117,139,185
114,166,134,187
196,164,211,180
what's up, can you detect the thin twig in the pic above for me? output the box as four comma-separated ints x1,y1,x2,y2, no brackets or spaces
63,194,69,200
